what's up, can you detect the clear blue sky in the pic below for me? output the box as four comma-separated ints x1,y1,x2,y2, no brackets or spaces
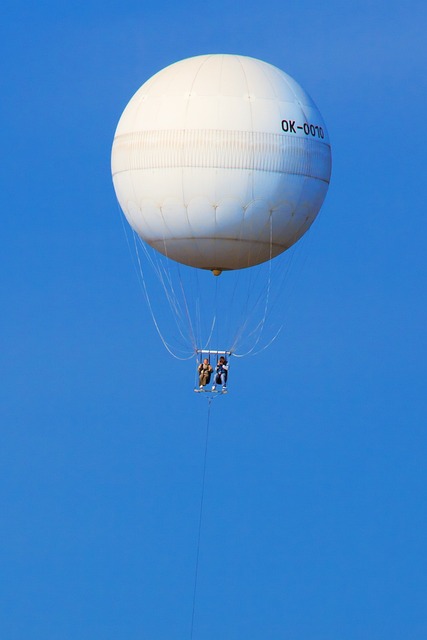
1,1,426,638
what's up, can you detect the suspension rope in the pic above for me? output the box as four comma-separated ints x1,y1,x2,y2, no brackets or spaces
131,233,194,360
177,266,198,352
135,236,194,351
190,397,212,640
203,275,218,351
117,208,191,358
118,202,311,362
231,214,275,356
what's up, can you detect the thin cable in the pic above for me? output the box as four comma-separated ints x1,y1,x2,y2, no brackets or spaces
177,266,197,352
231,215,274,355
203,276,218,351
117,208,193,357
190,397,212,640
132,232,194,360
135,236,192,348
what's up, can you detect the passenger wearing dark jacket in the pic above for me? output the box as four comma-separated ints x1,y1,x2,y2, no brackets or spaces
212,356,228,391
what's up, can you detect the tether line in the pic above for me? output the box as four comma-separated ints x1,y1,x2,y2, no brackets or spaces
190,397,212,639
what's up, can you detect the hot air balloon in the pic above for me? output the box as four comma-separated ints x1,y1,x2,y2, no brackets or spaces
111,54,331,386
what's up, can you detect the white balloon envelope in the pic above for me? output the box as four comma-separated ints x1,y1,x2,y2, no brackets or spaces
111,54,332,272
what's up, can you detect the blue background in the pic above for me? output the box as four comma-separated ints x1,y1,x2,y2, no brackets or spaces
1,1,426,638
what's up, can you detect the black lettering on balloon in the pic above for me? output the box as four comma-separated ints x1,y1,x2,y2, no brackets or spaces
281,120,325,139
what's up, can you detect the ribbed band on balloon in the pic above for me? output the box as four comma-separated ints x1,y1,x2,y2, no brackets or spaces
112,129,331,183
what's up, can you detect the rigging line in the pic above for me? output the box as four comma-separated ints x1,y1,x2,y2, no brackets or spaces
230,278,268,352
260,231,310,326
195,296,201,351
137,239,187,331
207,275,219,351
190,397,212,640
117,215,181,356
157,204,191,332
118,212,190,355
190,264,200,351
118,208,147,288
191,267,202,351
234,272,273,356
132,232,194,360
134,235,185,325
202,274,218,351
234,231,312,358
202,313,217,351
227,259,243,336
157,254,191,330
233,324,283,357
177,266,198,352
135,239,177,313
135,237,194,351
229,240,274,352
230,216,274,355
